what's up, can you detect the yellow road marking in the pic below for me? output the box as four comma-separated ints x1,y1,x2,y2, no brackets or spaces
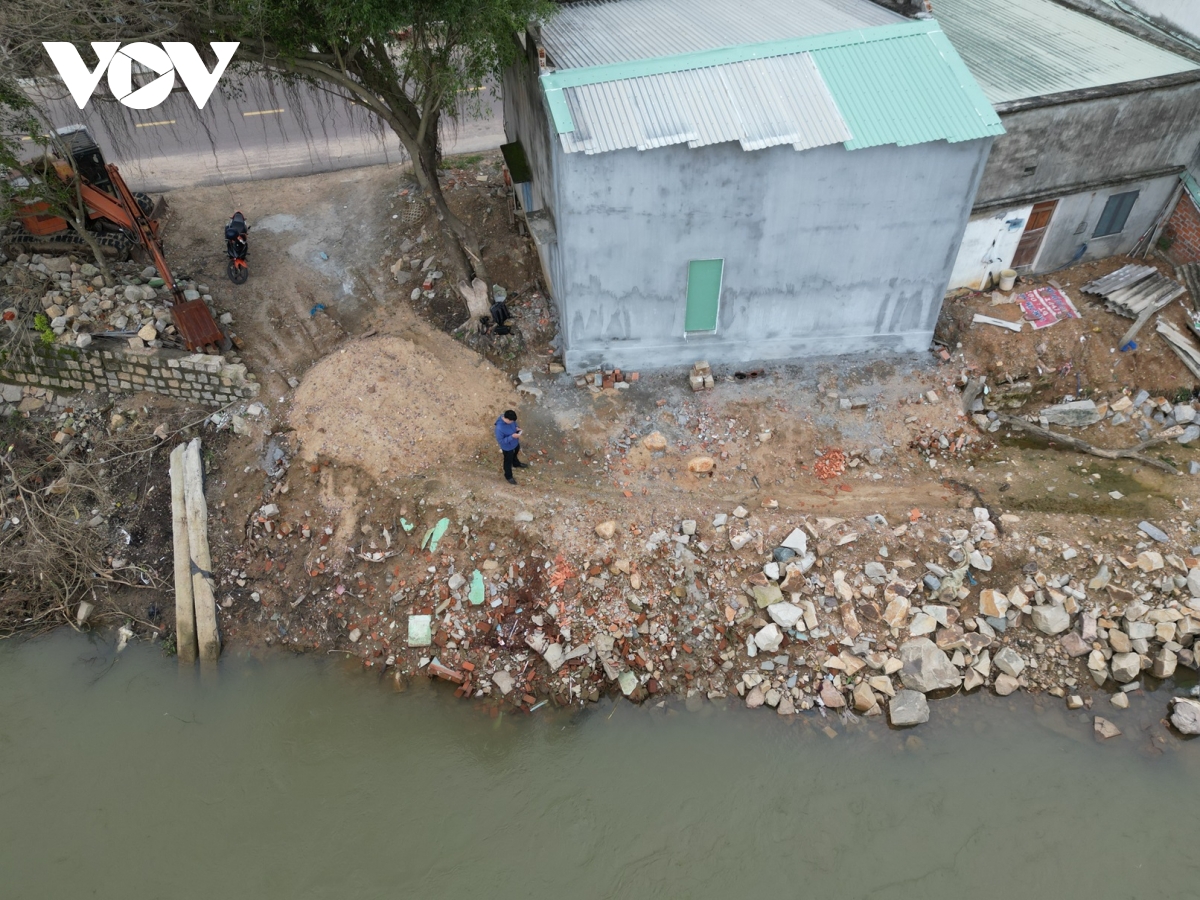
243,108,284,117
135,119,176,128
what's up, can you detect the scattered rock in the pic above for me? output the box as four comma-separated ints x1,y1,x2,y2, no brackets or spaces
754,623,783,653
1032,604,1071,636
1110,651,1141,683
994,673,1020,696
767,601,803,629
1137,521,1169,543
1059,632,1090,657
687,456,715,474
1169,697,1200,735
994,646,1026,677
595,520,617,540
899,638,962,693
1094,717,1121,739
819,681,846,708
889,690,929,726
1041,399,1101,427
642,431,668,451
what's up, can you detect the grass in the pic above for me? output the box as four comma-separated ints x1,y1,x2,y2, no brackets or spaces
440,153,485,170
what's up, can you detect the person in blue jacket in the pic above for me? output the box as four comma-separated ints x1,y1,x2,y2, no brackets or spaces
494,409,528,484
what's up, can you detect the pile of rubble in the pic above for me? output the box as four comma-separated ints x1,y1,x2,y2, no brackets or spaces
1,252,230,350
233,469,1200,737
573,368,639,392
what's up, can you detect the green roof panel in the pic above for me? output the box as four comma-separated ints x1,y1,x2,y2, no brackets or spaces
811,26,1004,149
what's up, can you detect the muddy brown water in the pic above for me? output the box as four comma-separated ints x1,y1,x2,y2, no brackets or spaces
2,632,1197,899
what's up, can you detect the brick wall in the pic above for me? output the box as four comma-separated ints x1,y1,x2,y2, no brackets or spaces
0,339,259,406
1165,192,1200,264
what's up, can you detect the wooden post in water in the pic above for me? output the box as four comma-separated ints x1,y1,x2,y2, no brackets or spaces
169,444,198,663
183,438,221,661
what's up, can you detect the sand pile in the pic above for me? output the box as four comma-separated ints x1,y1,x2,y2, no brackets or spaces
290,335,517,479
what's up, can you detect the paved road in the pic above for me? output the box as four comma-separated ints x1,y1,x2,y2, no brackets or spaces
36,76,506,192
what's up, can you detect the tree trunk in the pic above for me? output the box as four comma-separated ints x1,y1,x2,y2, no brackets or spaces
399,116,489,286
65,216,115,287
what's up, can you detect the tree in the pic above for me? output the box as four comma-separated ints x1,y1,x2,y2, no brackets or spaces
190,0,555,283
0,77,116,285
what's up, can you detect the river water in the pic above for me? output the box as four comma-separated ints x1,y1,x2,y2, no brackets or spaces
2,632,1197,899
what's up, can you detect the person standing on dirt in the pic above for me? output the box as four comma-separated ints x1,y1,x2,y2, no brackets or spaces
494,410,528,485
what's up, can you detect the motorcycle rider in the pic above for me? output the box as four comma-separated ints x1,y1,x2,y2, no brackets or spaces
225,211,248,261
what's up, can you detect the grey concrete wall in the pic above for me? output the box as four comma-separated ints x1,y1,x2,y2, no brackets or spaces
552,135,992,371
502,33,565,307
1027,174,1180,271
502,33,557,215
979,80,1200,207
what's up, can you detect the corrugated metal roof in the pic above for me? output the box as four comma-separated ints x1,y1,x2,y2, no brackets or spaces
540,0,902,69
559,53,851,154
934,0,1199,105
811,28,1003,149
540,18,1004,155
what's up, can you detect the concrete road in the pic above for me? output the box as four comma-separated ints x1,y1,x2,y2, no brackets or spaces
35,76,506,191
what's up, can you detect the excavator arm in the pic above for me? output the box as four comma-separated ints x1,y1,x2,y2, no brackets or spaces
105,164,225,352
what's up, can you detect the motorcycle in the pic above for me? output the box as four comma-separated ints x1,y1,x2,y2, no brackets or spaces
225,211,249,284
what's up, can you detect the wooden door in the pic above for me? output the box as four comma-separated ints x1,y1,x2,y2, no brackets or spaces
1011,200,1058,268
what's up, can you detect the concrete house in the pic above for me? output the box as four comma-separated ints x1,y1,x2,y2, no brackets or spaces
502,0,1003,371
936,0,1200,288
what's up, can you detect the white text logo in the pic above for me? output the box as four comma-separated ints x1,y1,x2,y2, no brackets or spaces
43,42,240,110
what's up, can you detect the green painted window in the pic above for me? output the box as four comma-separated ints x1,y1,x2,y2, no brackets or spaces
1093,191,1139,237
685,259,723,332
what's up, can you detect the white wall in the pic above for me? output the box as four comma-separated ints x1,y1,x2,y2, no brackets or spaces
948,206,1033,289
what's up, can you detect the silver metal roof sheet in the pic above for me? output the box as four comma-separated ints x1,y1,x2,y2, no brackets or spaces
540,0,902,69
934,0,1200,105
559,52,852,154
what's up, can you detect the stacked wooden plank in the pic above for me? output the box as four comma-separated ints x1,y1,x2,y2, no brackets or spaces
1156,318,1200,382
1082,264,1185,319
1178,262,1200,313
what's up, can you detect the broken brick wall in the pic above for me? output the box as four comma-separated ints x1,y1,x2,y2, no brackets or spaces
0,339,260,407
1164,192,1200,264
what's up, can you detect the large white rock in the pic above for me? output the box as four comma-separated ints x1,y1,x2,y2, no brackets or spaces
1170,698,1200,735
994,646,1026,677
899,638,962,693
1032,604,1071,635
1111,651,1141,683
889,689,929,726
767,601,804,630
780,528,807,554
754,623,783,654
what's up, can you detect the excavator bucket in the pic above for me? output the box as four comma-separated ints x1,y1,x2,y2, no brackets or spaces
149,194,169,223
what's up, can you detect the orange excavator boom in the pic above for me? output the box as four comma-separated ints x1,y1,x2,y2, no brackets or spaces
104,164,225,352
